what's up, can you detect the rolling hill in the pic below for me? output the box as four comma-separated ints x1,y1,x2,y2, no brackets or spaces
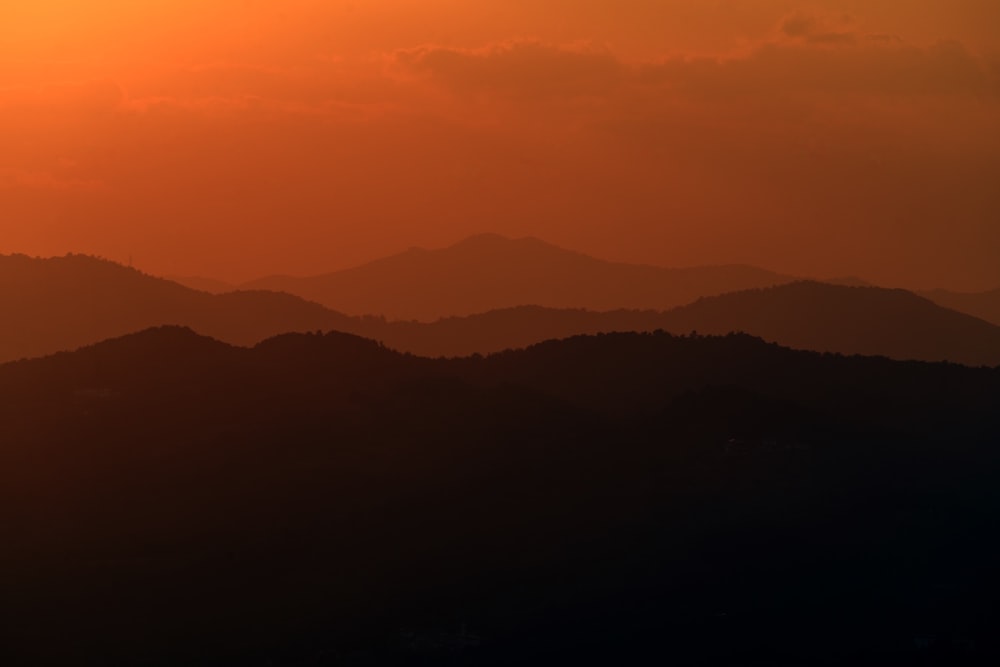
921,287,1000,327
656,281,1000,367
368,282,1000,365
5,254,1000,367
0,253,357,362
241,233,797,320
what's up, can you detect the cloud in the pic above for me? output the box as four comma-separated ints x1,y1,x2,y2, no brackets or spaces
641,39,999,100
389,33,998,112
395,41,625,100
779,12,857,45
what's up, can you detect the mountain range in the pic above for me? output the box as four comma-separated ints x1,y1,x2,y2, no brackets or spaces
5,250,1000,366
174,233,1000,327
0,253,356,362
237,233,797,320
371,283,1000,365
6,237,1000,663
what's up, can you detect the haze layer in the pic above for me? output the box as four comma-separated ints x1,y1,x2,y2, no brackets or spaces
3,1,999,289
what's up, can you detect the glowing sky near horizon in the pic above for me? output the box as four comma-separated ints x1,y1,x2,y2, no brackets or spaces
2,1,999,289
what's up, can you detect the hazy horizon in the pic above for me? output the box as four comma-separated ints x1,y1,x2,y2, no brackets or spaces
4,232,995,294
3,2,1000,291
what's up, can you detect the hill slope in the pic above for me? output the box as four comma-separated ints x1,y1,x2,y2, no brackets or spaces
166,274,237,294
921,287,1000,327
242,233,796,320
0,253,357,362
656,281,1000,367
371,283,1000,365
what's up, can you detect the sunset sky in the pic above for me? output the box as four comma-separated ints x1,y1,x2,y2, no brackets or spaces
2,1,998,289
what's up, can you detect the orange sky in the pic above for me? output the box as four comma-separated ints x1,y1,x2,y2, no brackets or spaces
2,1,999,289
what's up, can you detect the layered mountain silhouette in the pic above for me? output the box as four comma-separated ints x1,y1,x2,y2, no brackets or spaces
4,327,1000,665
165,274,236,294
8,239,998,665
0,253,357,362
240,233,797,320
658,281,1000,367
921,287,1000,327
125,238,1000,330
366,283,1000,365
5,252,1000,366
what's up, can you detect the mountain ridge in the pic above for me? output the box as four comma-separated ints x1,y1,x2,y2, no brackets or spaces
239,233,797,320
5,252,1000,367
0,253,356,362
918,287,1000,327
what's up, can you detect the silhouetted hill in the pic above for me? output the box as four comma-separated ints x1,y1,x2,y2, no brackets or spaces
241,233,796,320
0,253,359,362
370,283,1000,365
3,328,1000,665
7,255,1000,367
372,306,664,358
167,274,237,294
921,287,1000,327
656,281,1000,367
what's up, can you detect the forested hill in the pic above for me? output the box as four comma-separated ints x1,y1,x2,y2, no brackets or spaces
4,327,1000,665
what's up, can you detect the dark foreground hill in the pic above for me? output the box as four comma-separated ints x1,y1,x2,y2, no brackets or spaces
242,233,795,320
3,328,999,666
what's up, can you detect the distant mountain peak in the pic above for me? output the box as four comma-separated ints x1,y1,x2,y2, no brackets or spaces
238,235,798,320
